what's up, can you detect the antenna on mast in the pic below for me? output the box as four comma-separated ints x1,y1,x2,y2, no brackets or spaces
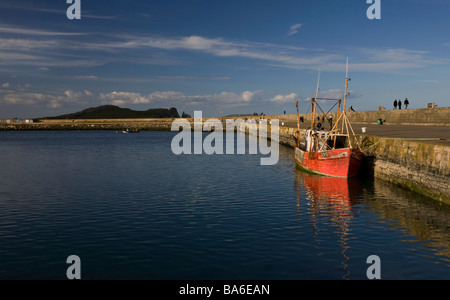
315,67,321,99
343,58,349,113
345,57,349,79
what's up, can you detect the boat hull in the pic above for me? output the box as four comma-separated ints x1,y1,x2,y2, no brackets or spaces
295,147,362,178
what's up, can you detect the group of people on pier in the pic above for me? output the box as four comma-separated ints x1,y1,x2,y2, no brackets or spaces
393,98,409,110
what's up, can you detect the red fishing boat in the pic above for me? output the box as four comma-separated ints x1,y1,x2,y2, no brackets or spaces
294,59,363,178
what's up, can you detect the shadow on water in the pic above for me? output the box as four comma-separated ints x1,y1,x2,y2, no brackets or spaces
367,179,450,260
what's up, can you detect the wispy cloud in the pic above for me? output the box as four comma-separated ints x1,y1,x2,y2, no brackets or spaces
155,75,232,81
74,75,99,80
351,48,449,73
0,24,86,36
0,3,120,20
107,35,337,70
104,35,447,73
0,21,448,77
288,24,303,36
416,79,441,83
0,38,58,50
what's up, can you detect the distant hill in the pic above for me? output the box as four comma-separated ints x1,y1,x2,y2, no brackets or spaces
47,105,180,119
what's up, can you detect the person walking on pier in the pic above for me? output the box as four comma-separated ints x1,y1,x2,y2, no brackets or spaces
393,99,398,110
404,98,409,109
398,99,402,110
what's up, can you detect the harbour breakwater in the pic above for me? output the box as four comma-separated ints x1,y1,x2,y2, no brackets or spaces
1,107,448,204
357,136,449,204
267,106,450,127
0,118,175,131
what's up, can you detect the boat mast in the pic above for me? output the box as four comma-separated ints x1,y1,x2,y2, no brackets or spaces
343,57,349,113
296,100,300,148
315,68,321,100
309,68,320,151
341,57,349,134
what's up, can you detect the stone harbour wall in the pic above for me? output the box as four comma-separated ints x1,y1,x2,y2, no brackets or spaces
261,106,450,126
357,136,450,204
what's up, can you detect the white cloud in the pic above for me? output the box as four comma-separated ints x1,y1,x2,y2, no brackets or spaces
270,93,298,104
288,24,303,36
181,35,218,50
97,89,269,108
0,89,95,108
1,82,9,88
99,91,151,104
317,89,344,100
205,90,266,106
99,91,193,106
241,91,256,102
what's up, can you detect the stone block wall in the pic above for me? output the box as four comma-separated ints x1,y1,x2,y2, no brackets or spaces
264,106,449,126
358,136,450,204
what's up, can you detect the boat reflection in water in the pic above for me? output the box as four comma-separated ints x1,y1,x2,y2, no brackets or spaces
293,163,450,279
294,168,363,279
295,166,362,215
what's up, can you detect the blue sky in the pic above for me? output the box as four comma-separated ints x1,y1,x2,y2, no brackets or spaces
0,0,449,118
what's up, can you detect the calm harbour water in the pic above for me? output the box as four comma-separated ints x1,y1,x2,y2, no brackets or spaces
0,131,449,280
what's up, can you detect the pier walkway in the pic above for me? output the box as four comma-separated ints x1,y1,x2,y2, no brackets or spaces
281,122,450,146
